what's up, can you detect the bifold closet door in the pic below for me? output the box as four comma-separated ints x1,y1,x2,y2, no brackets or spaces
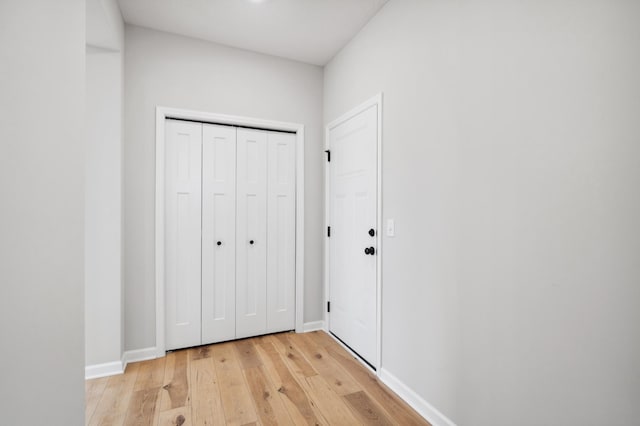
266,131,296,332
236,129,268,338
201,124,237,344
165,122,297,349
165,119,202,351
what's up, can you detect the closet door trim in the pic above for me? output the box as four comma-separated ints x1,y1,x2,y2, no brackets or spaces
154,106,305,358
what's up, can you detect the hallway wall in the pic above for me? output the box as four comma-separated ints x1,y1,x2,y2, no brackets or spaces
324,0,640,424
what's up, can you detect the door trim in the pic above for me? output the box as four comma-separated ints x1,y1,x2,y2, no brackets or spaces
324,93,383,373
155,106,305,358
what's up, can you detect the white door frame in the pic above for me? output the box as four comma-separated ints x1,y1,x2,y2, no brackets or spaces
155,106,305,358
324,93,383,374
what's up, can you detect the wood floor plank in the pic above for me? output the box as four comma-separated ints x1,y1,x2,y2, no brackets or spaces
158,406,192,426
123,386,162,426
253,343,315,425
271,333,318,378
244,365,295,426
325,344,429,425
85,376,109,424
344,390,394,425
190,357,226,426
212,342,259,425
294,332,361,396
299,375,361,425
189,344,213,361
88,362,140,426
307,330,337,348
159,350,191,412
157,351,176,412
134,357,166,391
255,339,326,425
234,338,263,370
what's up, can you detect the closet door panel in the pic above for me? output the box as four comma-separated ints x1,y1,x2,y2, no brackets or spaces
165,119,202,350
266,132,296,332
236,129,268,338
201,124,237,344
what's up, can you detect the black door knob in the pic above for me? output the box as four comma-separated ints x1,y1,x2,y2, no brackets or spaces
216,241,222,246
364,247,371,255
369,228,375,237
368,246,375,255
249,240,254,245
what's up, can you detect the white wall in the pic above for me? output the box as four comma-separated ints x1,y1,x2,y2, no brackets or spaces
324,0,640,425
123,25,324,351
0,0,86,423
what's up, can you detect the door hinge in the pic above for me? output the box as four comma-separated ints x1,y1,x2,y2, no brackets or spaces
327,301,331,313
327,226,331,237
324,150,331,162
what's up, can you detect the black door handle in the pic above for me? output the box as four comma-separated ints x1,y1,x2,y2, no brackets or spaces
216,241,222,246
369,228,375,237
249,240,254,245
364,247,371,255
367,246,375,255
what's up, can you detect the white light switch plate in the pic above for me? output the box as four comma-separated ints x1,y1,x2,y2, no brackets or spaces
386,219,395,237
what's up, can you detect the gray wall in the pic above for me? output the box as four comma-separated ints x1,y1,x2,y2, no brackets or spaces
324,0,640,424
124,25,325,351
85,0,125,368
0,0,86,423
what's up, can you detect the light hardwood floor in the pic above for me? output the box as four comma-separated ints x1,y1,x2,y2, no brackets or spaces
86,331,429,425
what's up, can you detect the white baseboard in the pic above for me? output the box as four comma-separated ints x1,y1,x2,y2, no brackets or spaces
123,347,158,367
379,368,457,426
85,347,158,380
85,360,124,380
302,320,325,332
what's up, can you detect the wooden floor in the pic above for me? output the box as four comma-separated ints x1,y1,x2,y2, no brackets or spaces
86,331,429,425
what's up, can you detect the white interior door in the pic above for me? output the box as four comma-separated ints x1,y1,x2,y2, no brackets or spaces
165,119,202,350
201,124,237,344
236,128,268,338
266,131,296,332
328,104,378,366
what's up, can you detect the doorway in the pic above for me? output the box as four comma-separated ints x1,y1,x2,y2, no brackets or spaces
155,107,306,357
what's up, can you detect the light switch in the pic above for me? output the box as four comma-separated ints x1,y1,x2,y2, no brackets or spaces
386,219,395,237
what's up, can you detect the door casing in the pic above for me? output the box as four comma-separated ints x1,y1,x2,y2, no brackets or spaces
324,93,383,374
155,106,306,358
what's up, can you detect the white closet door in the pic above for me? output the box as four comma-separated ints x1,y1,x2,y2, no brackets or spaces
236,128,268,338
266,132,296,332
165,119,202,350
201,124,237,344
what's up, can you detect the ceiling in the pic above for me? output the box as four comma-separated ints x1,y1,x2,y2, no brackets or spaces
117,0,389,66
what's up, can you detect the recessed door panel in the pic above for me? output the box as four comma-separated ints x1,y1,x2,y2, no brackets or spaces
202,124,237,344
267,132,296,333
165,119,202,351
236,128,268,338
329,105,378,366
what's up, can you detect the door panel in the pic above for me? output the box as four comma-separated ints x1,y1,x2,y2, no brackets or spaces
201,124,237,344
165,119,202,350
266,132,296,333
329,105,378,366
236,128,268,338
